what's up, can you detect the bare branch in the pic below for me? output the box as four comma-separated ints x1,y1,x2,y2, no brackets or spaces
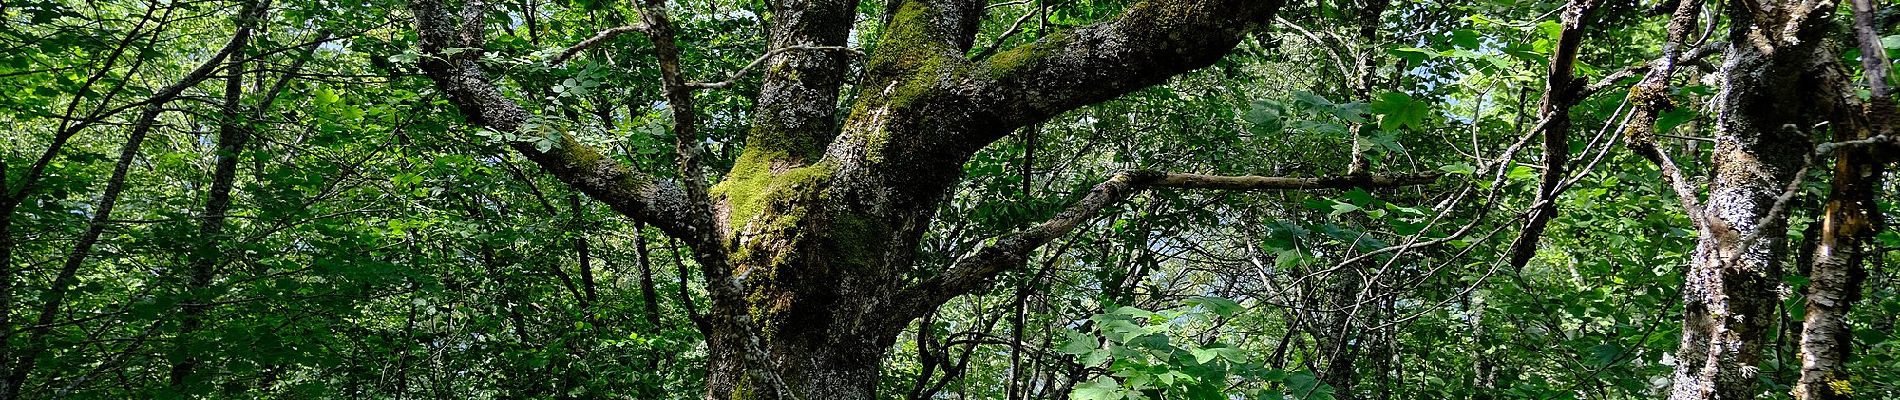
682,45,862,90
1815,134,1900,154
549,24,646,66
969,8,1042,60
879,169,1440,328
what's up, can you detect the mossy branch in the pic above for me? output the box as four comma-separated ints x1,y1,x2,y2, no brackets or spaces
408,0,701,244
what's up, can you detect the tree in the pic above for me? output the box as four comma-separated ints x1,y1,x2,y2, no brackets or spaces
407,0,1469,397
7,0,1899,398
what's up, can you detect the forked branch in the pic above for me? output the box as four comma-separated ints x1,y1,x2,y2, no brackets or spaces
879,169,1441,327
408,0,701,241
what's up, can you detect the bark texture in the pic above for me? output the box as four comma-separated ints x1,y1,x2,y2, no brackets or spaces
1666,1,1841,398
405,0,1361,398
1790,0,1893,397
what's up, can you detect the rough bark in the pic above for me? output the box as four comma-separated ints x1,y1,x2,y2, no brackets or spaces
411,0,1313,398
1506,0,1600,271
1666,1,1841,398
1790,0,1892,397
1790,90,1882,400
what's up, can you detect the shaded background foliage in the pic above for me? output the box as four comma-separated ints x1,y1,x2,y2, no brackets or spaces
2,0,1896,398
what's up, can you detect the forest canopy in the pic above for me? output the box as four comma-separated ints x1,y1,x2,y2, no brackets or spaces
2,0,1897,399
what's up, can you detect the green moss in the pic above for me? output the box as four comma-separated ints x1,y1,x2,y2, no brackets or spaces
710,151,836,239
982,31,1070,79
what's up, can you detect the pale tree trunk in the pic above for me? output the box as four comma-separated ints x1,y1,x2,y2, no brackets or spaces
1790,0,1893,397
1790,94,1883,400
1654,1,1844,398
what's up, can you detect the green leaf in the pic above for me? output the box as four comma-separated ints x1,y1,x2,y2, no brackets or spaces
1588,343,1624,366
1328,201,1360,218
1439,163,1475,175
1387,47,1438,64
1507,165,1537,181
1244,100,1285,133
1191,348,1218,364
1655,107,1697,133
1369,92,1430,131
1062,330,1101,355
1287,372,1337,400
1451,29,1482,49
1072,376,1126,400
1186,296,1244,317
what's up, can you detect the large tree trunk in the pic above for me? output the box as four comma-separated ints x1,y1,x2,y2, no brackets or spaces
1665,2,1841,398
409,0,1284,398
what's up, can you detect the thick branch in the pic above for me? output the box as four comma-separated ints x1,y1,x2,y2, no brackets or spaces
738,0,859,159
878,169,1439,327
407,0,700,240
1506,0,1600,272
977,0,1283,133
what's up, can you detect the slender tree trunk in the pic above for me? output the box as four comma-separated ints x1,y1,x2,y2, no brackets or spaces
0,201,12,400
6,105,163,398
573,194,600,307
0,173,13,400
1790,106,1883,400
635,220,664,331
171,30,252,388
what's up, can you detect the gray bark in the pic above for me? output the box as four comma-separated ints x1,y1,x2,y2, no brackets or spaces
1666,1,1842,398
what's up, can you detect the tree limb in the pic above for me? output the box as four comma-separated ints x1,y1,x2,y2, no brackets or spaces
549,24,646,66
879,169,1440,327
975,0,1284,133
407,0,701,242
682,45,861,90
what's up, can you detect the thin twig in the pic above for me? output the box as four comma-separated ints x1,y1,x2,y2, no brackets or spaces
549,24,646,66
681,45,860,90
